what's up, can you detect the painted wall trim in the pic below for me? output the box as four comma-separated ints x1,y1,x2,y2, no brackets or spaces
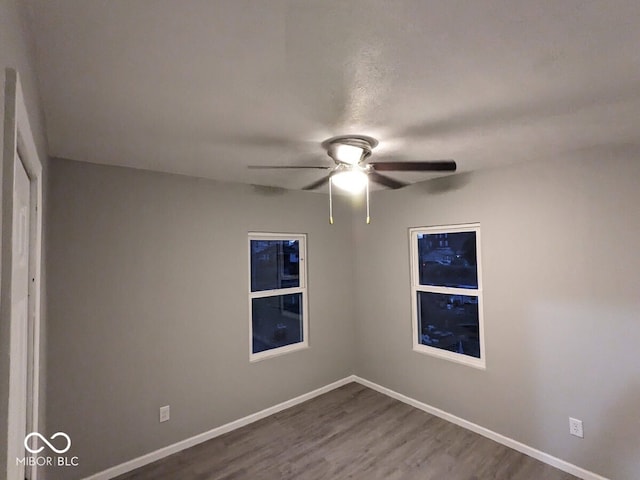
82,374,608,480
82,376,357,480
2,68,45,480
352,376,609,480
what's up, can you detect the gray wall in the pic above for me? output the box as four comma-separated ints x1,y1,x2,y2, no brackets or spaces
6,3,638,478
46,153,639,479
47,154,640,480
0,0,48,475
353,156,640,480
46,159,356,479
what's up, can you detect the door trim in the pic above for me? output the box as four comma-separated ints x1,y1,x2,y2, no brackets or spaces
2,68,44,480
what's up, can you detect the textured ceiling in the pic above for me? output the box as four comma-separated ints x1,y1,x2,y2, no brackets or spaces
26,0,640,190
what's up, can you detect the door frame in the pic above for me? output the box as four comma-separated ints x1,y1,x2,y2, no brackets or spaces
2,68,44,480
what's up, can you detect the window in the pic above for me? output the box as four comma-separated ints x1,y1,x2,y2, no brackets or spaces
249,233,308,361
410,224,485,369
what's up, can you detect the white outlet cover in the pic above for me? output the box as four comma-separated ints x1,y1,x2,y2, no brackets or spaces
160,405,170,423
569,417,583,438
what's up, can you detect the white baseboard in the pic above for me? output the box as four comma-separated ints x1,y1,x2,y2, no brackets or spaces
84,374,609,480
352,376,609,480
83,375,356,480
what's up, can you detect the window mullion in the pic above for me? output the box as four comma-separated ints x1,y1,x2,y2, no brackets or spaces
250,287,305,299
415,285,479,297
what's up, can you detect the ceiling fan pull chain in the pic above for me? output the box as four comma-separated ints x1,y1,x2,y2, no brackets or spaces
329,178,334,225
365,178,371,224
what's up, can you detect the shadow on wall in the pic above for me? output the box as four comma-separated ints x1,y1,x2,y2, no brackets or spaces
591,384,640,480
415,172,473,195
394,81,640,140
560,141,640,163
526,301,640,480
250,185,288,196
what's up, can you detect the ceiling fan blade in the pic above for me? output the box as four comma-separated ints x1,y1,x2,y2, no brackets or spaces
368,171,407,190
369,160,457,172
248,165,331,169
302,175,332,190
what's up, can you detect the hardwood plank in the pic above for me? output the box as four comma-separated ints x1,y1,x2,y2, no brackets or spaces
114,383,578,480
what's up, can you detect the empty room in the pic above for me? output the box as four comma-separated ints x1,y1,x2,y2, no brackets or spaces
1,1,639,479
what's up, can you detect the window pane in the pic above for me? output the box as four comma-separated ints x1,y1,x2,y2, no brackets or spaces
252,293,303,354
417,291,480,358
250,240,300,292
417,231,478,288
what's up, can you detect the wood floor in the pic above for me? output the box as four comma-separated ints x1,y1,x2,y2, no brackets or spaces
115,383,577,480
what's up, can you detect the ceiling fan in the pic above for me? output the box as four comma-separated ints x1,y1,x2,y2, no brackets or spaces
249,134,456,191
248,134,456,224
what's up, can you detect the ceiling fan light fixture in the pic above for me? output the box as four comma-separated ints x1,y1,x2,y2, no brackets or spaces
330,143,365,165
331,169,368,193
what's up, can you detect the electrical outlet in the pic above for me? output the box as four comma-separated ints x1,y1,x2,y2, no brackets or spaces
159,405,170,423
569,417,583,438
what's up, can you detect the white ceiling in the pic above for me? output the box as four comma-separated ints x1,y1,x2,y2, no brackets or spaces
26,0,640,190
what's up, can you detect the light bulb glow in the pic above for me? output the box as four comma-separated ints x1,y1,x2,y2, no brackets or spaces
331,170,368,193
332,144,364,165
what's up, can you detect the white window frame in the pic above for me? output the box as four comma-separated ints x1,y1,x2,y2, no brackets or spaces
248,232,308,362
409,223,486,369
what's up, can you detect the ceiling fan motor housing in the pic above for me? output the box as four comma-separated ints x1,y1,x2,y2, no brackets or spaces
322,135,378,164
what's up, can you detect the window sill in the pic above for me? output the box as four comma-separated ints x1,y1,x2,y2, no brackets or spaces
250,342,309,363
